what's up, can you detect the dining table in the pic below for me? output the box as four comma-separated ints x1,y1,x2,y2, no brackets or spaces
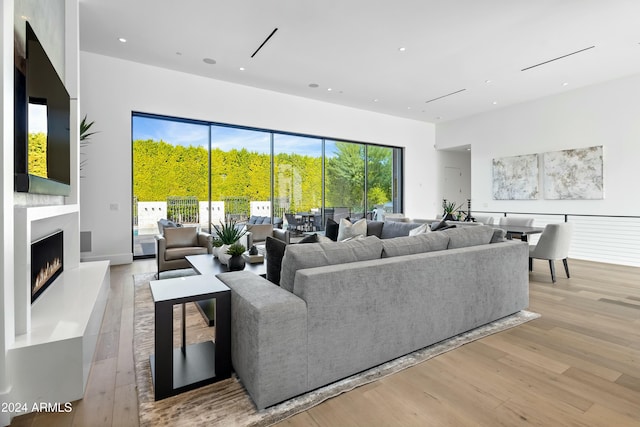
495,225,544,242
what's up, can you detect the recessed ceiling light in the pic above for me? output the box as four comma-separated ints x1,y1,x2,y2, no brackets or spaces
398,47,406,52
21,15,29,20
118,38,127,43
466,148,471,151
308,83,319,88
203,58,216,65
562,82,569,86
239,67,245,71
327,88,332,91
407,107,412,110
492,101,498,105
373,99,379,102
485,79,492,84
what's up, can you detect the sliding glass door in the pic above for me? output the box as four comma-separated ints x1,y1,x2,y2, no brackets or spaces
132,115,209,257
132,112,404,257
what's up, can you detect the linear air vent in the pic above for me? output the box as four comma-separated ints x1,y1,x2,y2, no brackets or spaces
424,89,466,104
251,28,278,58
521,46,595,71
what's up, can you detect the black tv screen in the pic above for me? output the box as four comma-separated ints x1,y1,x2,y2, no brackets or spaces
15,22,71,196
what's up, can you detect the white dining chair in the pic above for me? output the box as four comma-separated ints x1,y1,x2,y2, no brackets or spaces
529,222,574,284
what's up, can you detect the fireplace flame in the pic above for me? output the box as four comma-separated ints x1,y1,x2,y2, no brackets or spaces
33,257,62,295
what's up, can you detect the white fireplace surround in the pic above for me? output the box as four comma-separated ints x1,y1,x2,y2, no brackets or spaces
10,204,110,407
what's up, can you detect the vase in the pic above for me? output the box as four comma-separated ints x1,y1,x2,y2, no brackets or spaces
212,246,220,258
227,254,246,271
217,244,231,265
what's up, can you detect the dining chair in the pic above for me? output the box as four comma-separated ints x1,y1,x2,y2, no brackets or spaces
473,215,495,225
529,222,574,284
284,213,305,232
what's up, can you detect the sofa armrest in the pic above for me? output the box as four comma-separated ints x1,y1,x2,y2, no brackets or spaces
215,271,308,409
154,234,167,256
196,231,213,253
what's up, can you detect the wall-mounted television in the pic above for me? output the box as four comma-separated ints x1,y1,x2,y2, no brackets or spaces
14,22,71,196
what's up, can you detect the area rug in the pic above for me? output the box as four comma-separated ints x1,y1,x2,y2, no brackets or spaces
133,272,540,426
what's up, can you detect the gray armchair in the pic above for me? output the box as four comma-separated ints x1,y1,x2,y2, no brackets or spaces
529,222,573,283
155,226,212,278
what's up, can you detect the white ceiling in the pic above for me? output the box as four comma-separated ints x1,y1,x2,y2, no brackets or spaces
79,0,640,123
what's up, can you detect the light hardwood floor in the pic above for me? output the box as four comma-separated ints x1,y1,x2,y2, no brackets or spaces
11,258,640,426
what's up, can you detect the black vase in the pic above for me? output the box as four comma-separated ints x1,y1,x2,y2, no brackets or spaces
227,255,246,271
444,213,456,221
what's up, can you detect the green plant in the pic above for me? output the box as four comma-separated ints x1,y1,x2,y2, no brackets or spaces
211,238,223,248
212,219,247,245
80,115,98,173
226,243,246,256
442,200,463,215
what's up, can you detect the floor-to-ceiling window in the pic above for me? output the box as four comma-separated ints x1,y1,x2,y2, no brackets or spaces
132,113,404,257
273,134,322,227
132,115,209,257
210,125,271,225
325,140,366,220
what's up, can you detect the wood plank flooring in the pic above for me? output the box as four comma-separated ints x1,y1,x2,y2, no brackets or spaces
10,258,640,426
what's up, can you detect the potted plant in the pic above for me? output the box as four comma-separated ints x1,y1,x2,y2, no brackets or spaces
226,243,246,271
211,238,223,258
212,219,247,265
442,200,463,221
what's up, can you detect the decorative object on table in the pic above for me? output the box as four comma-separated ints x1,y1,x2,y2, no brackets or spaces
226,243,246,271
249,245,259,255
243,252,264,264
212,219,247,265
442,199,463,221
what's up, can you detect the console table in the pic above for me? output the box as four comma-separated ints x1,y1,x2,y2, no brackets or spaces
149,275,231,400
186,254,266,326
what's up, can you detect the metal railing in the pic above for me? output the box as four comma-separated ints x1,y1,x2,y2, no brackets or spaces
474,211,640,267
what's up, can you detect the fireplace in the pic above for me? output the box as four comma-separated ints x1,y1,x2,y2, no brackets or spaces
31,230,63,303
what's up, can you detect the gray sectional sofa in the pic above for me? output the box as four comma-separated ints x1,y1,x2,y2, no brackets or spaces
216,225,529,409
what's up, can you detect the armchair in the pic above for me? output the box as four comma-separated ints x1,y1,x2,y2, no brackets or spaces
155,226,212,278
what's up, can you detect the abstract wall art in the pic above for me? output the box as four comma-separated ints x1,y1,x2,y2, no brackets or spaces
543,145,603,200
492,154,539,200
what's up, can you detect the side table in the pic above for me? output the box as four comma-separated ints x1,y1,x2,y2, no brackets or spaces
149,275,231,400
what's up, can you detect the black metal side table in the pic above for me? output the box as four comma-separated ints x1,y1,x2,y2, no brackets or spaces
149,275,231,400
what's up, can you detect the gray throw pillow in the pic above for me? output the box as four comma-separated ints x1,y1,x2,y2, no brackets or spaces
366,220,384,238
279,235,383,292
380,221,422,239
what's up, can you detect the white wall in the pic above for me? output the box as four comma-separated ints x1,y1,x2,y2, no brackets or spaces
437,73,640,266
437,73,640,216
79,52,437,263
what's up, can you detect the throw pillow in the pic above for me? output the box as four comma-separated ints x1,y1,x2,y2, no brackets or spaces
409,223,429,236
265,236,287,285
325,218,339,241
337,218,367,242
366,220,384,238
379,221,422,239
299,233,319,243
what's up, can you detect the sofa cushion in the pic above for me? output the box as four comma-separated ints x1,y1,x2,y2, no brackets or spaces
164,246,208,261
381,232,450,258
366,220,384,238
337,218,367,241
442,225,495,249
380,221,421,239
265,236,287,285
325,218,339,241
164,226,198,248
280,235,383,292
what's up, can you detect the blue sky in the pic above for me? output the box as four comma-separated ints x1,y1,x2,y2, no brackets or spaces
29,103,48,134
132,115,329,157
